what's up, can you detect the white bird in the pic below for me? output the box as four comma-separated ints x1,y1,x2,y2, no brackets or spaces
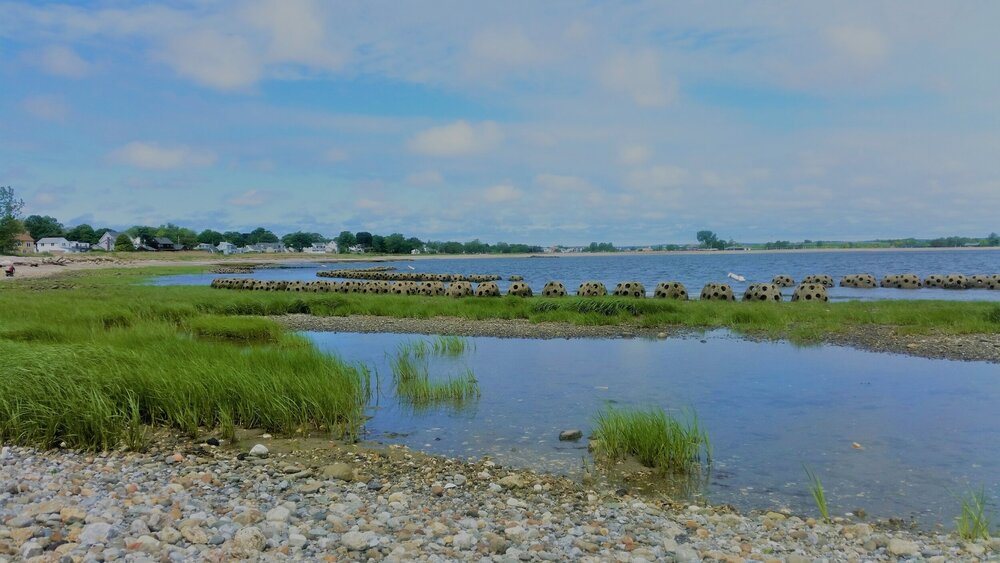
727,272,746,282
407,265,416,270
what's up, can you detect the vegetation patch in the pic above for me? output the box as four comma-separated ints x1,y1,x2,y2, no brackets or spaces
390,339,480,409
592,406,710,475
187,315,282,343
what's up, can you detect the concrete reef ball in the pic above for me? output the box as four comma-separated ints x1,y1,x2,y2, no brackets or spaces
654,282,688,300
700,283,736,301
791,283,829,302
542,281,567,297
988,274,1000,290
475,281,501,297
363,281,391,294
801,274,834,288
508,275,524,281
880,273,922,289
577,281,608,297
945,273,968,289
418,281,446,296
840,274,877,288
391,281,418,295
507,282,533,297
612,281,646,298
965,274,991,289
446,281,473,298
771,275,795,288
742,283,782,302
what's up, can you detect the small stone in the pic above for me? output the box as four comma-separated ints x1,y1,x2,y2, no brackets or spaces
366,479,382,491
888,538,920,556
559,430,583,441
965,543,986,556
498,475,526,489
431,484,444,496
208,534,225,546
340,531,368,551
228,527,263,553
288,533,307,548
0,446,11,460
266,506,291,523
249,444,269,457
21,541,44,559
79,522,113,546
321,463,355,482
181,526,208,545
205,438,220,446
158,527,182,544
130,535,160,554
452,474,467,486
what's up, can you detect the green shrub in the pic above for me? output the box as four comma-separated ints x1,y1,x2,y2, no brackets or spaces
592,406,710,474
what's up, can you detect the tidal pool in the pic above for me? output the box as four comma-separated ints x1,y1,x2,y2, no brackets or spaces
304,330,999,528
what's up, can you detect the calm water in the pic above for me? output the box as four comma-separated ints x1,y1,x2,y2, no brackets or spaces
306,330,1000,527
156,249,1000,301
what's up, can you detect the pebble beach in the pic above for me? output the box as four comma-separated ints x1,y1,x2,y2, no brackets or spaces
2,437,996,562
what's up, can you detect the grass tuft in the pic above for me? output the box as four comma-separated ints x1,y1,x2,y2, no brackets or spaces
592,406,710,474
955,487,993,541
803,465,830,522
390,341,479,409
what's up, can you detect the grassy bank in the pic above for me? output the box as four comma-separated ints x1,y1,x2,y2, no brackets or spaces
0,267,370,450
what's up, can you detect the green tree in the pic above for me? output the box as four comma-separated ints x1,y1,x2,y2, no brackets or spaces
126,226,157,248
247,227,278,244
114,233,135,252
987,232,1000,247
335,231,356,253
696,230,718,248
222,231,247,247
463,239,489,254
1,186,26,254
405,237,423,253
197,229,225,246
370,234,386,253
23,215,64,240
65,224,98,244
281,231,324,251
355,231,373,249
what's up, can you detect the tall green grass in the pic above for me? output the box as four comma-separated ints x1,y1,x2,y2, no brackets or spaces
954,487,993,540
592,406,710,474
0,272,371,450
390,341,480,409
803,465,830,522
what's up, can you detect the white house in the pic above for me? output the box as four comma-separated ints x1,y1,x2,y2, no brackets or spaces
348,244,365,253
216,242,240,255
97,230,120,251
194,243,216,252
36,237,89,253
302,241,339,254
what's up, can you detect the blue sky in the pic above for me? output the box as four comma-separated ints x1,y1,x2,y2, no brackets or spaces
2,1,998,245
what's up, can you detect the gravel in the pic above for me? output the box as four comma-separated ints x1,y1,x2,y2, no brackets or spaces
2,438,995,562
275,313,1000,363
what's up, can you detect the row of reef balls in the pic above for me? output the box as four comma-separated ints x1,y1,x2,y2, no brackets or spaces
316,269,501,283
772,273,1000,290
210,277,825,302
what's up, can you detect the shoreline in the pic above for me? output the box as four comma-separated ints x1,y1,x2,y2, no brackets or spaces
3,434,993,561
274,314,1000,364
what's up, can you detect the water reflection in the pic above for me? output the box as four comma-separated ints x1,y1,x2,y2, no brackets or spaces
305,330,1000,527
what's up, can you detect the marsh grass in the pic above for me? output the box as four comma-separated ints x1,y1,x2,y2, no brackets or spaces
390,341,480,409
593,406,710,474
803,465,830,522
0,272,371,450
954,487,993,540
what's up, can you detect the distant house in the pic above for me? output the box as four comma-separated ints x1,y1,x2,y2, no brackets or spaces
97,230,120,251
14,232,35,254
242,242,286,253
410,248,421,255
194,243,216,252
348,244,365,253
36,237,89,253
150,237,182,251
302,241,339,254
216,242,240,255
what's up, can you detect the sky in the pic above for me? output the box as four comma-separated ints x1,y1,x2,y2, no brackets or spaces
2,1,999,246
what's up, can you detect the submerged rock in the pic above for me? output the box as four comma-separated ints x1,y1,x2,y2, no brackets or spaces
558,429,583,441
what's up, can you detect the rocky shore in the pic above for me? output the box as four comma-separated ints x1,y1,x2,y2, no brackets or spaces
1,437,995,562
274,314,1000,364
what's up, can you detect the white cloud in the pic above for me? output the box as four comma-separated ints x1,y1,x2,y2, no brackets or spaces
600,50,677,107
407,121,503,156
157,30,261,90
110,142,216,169
229,190,269,207
323,148,349,162
481,184,522,204
39,46,91,78
241,0,344,70
22,95,69,121
826,25,888,67
618,144,651,166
